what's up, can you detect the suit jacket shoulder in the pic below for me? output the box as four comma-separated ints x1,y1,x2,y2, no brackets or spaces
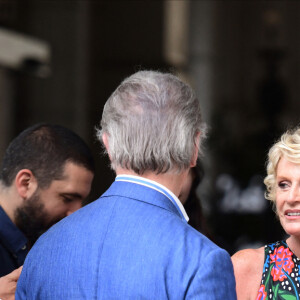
16,181,236,299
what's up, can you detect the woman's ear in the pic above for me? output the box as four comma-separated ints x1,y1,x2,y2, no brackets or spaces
15,169,38,200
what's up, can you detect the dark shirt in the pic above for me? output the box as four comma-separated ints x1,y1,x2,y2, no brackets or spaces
0,206,28,276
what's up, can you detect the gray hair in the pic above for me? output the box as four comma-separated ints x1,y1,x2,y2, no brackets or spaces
96,70,207,174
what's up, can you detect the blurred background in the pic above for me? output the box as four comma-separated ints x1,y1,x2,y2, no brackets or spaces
0,0,298,254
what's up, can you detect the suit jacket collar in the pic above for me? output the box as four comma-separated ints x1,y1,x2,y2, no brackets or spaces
102,180,188,222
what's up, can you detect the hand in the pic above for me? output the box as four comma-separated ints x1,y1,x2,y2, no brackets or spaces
0,267,23,300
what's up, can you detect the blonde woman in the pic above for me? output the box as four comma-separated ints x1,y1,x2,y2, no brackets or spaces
232,127,300,299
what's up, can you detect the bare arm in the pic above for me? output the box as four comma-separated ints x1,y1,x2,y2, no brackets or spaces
0,267,23,300
231,247,264,300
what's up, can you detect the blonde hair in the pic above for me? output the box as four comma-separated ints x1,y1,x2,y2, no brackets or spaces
264,127,300,202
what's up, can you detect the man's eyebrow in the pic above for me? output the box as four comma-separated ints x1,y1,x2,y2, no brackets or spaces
61,192,84,199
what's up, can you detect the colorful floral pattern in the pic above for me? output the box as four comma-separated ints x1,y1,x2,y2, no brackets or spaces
257,240,300,300
270,245,294,281
256,284,267,300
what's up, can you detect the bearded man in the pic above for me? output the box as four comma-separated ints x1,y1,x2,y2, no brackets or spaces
0,123,94,298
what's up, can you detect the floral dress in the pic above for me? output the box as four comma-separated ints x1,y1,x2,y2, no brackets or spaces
257,240,300,300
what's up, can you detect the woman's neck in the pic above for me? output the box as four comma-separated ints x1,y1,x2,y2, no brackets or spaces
286,236,300,258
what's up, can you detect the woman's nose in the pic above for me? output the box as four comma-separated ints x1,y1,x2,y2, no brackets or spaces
287,185,300,202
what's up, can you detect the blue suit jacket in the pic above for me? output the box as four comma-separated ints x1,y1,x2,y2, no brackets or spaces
16,180,236,299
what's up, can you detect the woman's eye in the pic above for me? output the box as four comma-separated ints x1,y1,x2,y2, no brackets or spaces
278,182,288,189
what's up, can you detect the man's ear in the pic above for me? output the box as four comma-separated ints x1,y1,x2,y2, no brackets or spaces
102,133,112,159
190,132,201,168
15,169,38,200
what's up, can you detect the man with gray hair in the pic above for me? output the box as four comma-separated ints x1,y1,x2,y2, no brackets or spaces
16,71,236,299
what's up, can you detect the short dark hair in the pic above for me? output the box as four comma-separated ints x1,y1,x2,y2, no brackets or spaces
0,123,95,188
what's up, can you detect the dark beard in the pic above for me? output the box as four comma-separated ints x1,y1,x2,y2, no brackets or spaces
14,191,61,247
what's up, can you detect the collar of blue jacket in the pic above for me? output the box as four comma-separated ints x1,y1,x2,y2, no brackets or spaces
115,174,189,222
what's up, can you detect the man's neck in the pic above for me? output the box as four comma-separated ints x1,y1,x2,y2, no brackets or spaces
115,168,189,201
0,184,18,224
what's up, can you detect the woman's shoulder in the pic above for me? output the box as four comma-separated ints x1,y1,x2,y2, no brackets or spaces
232,246,265,268
231,246,265,300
